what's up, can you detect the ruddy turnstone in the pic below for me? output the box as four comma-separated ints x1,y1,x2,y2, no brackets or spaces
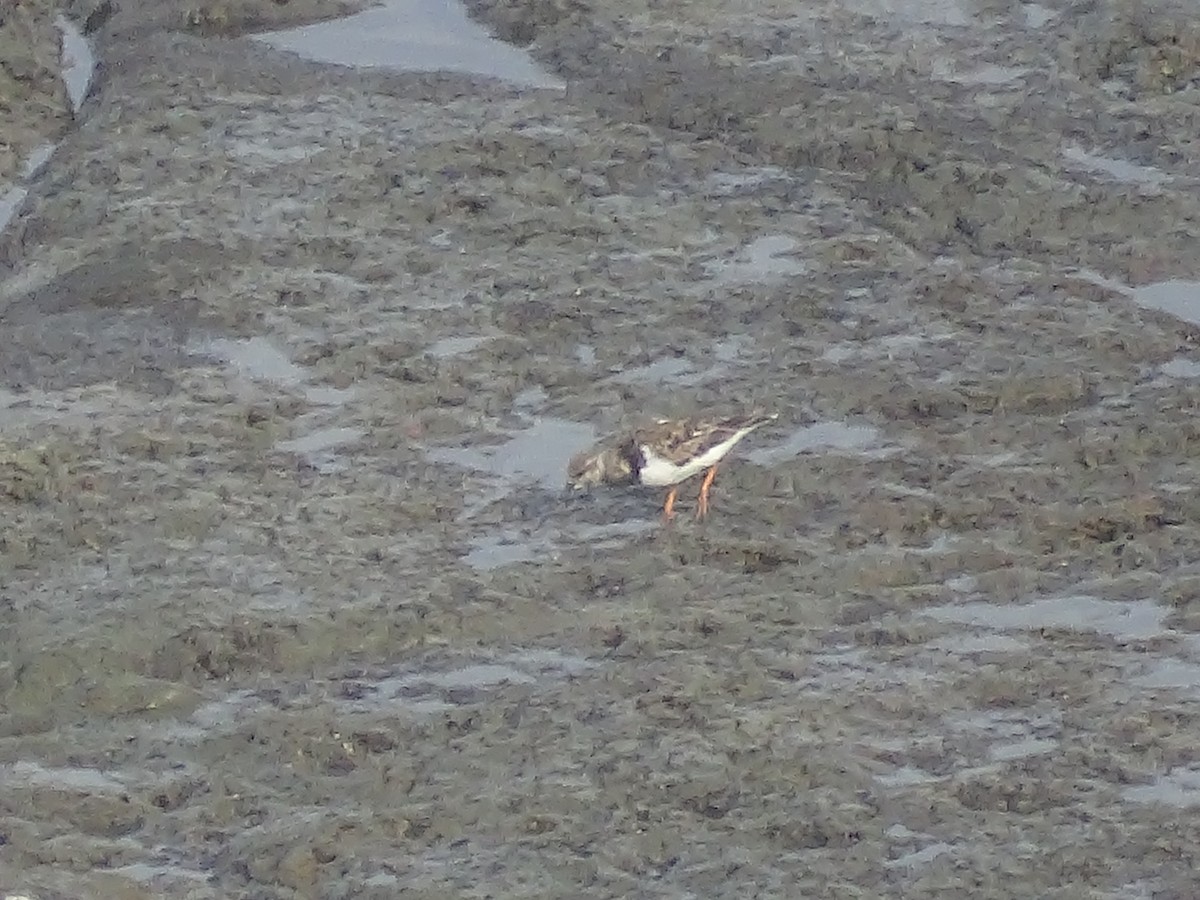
567,411,777,520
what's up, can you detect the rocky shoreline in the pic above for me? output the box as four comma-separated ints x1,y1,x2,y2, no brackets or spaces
0,0,72,183
4,0,1200,896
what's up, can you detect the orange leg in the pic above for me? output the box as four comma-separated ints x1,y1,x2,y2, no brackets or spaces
696,466,718,519
662,486,679,522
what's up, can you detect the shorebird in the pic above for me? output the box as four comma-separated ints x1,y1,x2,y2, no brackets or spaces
567,411,777,520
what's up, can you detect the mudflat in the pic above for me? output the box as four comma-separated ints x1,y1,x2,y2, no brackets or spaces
4,0,1200,895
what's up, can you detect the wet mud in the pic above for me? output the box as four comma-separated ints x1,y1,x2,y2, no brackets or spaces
4,0,1200,895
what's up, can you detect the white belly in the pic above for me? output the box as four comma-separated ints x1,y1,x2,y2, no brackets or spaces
638,435,742,486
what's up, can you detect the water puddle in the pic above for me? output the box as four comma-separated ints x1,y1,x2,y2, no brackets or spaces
874,710,1058,790
932,60,1027,85
191,336,365,472
58,13,94,109
945,710,1061,767
884,840,954,870
19,144,57,182
958,450,1025,471
989,736,1058,762
426,415,595,490
1123,769,1200,807
921,595,1168,642
926,633,1029,654
713,335,749,362
190,336,356,407
1131,280,1200,327
250,0,565,90
0,384,142,431
820,344,859,364
423,390,611,565
1063,146,1170,189
746,421,883,465
945,573,978,594
422,663,537,689
463,518,656,570
2,761,127,793
807,646,869,686
746,53,803,71
226,141,322,168
876,766,941,788
802,646,943,694
1023,3,1055,28
1159,358,1200,379
425,335,493,358
513,385,548,411
905,533,958,556
822,329,960,363
151,689,270,743
155,652,598,742
1070,269,1200,329
193,336,308,387
1068,268,1131,295
612,356,695,384
1132,658,1200,690
462,531,553,569
704,167,790,197
336,650,597,715
703,235,807,285
107,863,212,887
193,335,344,397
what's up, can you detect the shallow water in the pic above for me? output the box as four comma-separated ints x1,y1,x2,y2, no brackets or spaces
462,517,657,570
611,356,695,384
191,336,356,407
332,650,598,714
703,234,808,284
8,0,1200,892
1158,357,1200,379
425,415,596,490
425,335,493,358
931,60,1027,85
1133,658,1200,690
4,761,128,792
193,336,309,388
1063,146,1170,189
921,595,1168,642
1123,769,1200,808
1070,270,1200,329
1022,4,1055,28
1132,280,1200,327
746,420,883,465
251,0,564,88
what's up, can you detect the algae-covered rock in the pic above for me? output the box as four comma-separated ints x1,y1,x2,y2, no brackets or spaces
0,0,72,182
